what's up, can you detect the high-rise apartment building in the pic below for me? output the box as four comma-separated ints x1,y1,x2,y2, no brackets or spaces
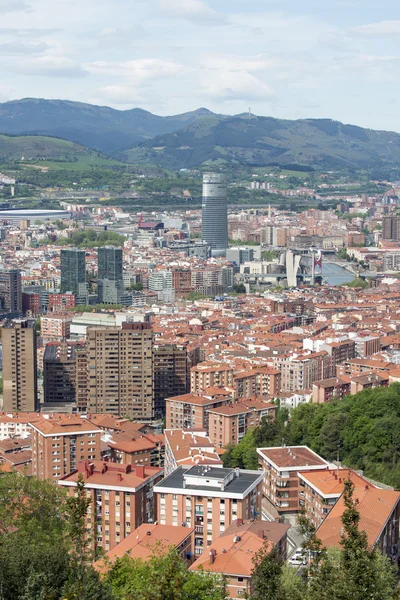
166,390,232,432
60,248,87,303
2,319,38,412
30,415,102,482
201,173,228,257
43,341,82,407
190,362,233,394
153,344,188,419
60,461,163,552
41,313,73,342
84,323,154,419
0,269,22,317
154,466,263,556
97,246,124,304
383,216,400,241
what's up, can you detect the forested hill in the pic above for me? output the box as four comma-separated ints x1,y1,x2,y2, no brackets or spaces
122,114,400,170
223,383,400,489
0,98,217,153
1,99,400,172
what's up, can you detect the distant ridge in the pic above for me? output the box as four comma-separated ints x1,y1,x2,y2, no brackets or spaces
0,98,400,170
0,99,221,154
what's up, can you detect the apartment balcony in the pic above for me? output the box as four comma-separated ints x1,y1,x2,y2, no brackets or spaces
276,480,290,488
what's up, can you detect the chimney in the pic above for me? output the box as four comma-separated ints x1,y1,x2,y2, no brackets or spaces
209,549,216,565
236,518,243,527
365,484,369,491
78,460,87,473
258,530,265,539
117,473,122,482
135,465,145,478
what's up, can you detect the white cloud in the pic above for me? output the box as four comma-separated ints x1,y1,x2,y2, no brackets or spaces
15,56,88,78
157,0,226,25
0,0,30,13
95,85,146,105
0,84,16,100
0,41,50,55
350,20,400,37
199,69,274,102
0,27,60,37
88,58,187,81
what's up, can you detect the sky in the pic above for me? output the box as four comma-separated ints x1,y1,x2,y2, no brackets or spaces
0,0,400,131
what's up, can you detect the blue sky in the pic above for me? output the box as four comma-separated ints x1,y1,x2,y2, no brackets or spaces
0,0,399,131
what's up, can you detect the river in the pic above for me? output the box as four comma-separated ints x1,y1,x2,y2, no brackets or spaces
323,262,355,286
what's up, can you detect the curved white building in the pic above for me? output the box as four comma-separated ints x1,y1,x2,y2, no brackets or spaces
0,209,71,224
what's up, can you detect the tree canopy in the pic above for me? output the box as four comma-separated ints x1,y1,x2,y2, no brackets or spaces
224,383,400,488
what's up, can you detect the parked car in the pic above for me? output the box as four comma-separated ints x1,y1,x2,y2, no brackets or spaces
289,548,307,566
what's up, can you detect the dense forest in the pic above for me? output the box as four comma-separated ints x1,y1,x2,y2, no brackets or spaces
223,383,400,489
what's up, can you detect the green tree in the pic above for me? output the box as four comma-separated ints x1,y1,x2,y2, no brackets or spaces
65,473,92,564
307,479,399,600
249,543,286,600
0,473,112,600
106,548,227,600
233,283,246,294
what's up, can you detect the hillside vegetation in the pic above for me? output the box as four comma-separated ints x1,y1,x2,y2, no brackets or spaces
0,98,217,153
0,134,90,161
223,383,400,488
123,115,400,170
1,99,400,172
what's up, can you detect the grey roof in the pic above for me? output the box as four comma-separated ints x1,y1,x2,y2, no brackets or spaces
185,465,233,479
43,344,78,363
155,466,262,496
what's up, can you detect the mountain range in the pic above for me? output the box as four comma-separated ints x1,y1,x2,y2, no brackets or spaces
1,98,400,171
0,98,216,154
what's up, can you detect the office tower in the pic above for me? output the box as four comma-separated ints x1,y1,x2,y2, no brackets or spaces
0,269,22,317
43,342,79,407
60,248,87,303
30,415,102,482
153,344,188,419
97,246,124,304
201,173,228,257
148,270,175,303
382,216,400,241
85,323,153,419
2,319,38,412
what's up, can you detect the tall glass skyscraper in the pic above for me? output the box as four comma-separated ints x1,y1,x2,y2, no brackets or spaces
97,246,124,304
201,173,228,257
60,248,87,298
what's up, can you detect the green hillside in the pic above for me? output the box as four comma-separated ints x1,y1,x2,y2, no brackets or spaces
122,114,400,171
0,98,217,153
0,134,123,168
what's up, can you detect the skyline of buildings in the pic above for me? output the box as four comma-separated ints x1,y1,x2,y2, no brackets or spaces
2,185,400,583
